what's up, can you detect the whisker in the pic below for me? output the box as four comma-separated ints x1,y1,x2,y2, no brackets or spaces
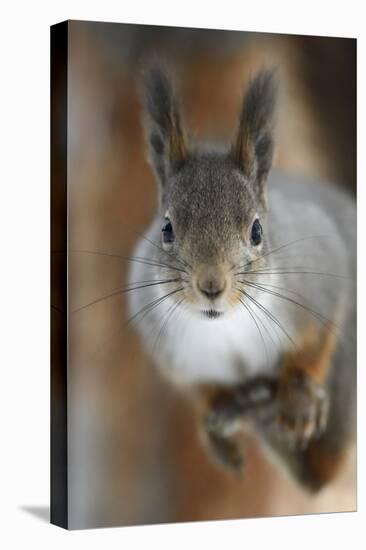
239,287,298,351
72,279,180,314
69,249,127,260
127,287,184,327
239,279,341,340
123,279,180,292
58,249,188,274
153,295,185,353
110,222,192,271
136,232,192,271
237,295,269,368
236,270,349,279
127,256,188,275
240,291,281,351
125,277,179,287
244,265,319,272
126,256,188,274
242,280,311,303
234,234,333,273
69,290,183,365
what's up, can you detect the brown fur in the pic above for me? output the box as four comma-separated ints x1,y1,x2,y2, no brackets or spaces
282,322,338,385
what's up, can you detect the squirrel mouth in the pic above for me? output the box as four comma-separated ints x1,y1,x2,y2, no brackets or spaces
202,309,224,320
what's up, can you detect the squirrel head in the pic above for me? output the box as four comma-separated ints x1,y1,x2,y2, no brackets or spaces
140,63,277,318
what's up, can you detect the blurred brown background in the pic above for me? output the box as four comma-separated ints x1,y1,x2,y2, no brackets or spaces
57,21,355,528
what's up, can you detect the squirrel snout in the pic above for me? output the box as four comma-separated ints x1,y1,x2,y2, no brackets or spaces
196,269,227,300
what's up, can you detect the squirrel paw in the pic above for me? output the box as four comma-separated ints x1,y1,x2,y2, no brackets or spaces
205,404,240,437
202,377,277,473
203,428,245,473
277,372,329,450
204,408,244,473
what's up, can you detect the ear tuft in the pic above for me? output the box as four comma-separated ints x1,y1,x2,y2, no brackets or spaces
141,62,187,186
232,69,277,203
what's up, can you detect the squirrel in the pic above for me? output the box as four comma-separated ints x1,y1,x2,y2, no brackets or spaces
127,62,356,492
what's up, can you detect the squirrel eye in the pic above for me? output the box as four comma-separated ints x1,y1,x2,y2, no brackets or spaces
162,217,175,244
250,219,263,246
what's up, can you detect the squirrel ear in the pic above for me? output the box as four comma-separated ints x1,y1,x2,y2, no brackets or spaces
141,62,187,186
231,69,277,206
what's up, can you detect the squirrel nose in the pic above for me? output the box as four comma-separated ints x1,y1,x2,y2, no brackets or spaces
198,273,226,300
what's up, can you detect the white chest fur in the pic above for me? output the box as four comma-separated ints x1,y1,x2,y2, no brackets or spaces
154,301,281,385
128,268,285,386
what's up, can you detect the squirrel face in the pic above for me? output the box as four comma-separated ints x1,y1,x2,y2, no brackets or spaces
141,63,277,318
160,153,266,316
